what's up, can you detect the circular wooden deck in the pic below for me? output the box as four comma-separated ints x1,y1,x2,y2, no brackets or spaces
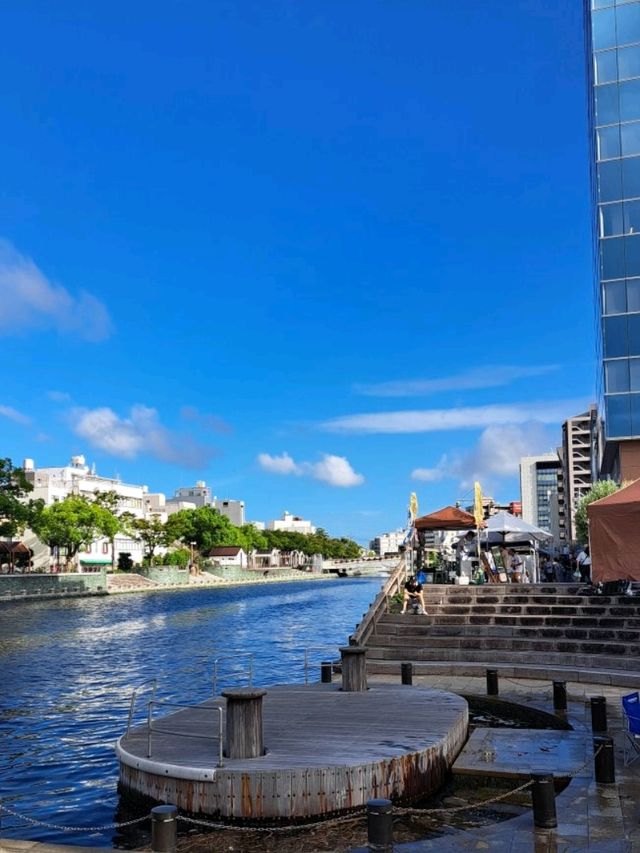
116,682,468,821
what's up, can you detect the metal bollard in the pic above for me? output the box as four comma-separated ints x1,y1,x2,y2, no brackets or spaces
321,661,332,683
553,681,567,712
591,696,608,733
401,662,413,685
594,735,616,784
531,773,557,828
366,798,393,852
486,668,499,696
151,804,178,853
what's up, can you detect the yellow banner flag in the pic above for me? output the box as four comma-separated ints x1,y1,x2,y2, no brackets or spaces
473,481,484,527
409,492,418,522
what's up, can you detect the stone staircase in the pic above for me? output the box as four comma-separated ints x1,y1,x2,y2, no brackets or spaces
363,584,640,688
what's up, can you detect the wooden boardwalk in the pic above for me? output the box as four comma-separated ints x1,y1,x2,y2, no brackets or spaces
116,682,468,821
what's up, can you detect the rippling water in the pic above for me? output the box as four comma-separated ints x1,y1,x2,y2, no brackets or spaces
0,577,383,848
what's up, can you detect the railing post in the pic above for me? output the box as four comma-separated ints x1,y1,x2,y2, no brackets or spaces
151,804,178,853
366,798,393,851
594,735,616,783
486,669,499,696
340,646,368,692
401,662,413,685
531,773,557,828
222,688,267,759
591,696,608,733
321,661,333,683
553,681,567,713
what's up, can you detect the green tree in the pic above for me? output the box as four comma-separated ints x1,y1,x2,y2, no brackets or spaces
165,506,239,553
575,480,620,544
31,496,112,570
93,490,122,570
130,517,168,563
0,457,42,539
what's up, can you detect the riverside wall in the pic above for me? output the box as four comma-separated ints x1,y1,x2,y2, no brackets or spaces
0,571,108,602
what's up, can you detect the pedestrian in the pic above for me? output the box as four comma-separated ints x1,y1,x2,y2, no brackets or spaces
577,546,591,582
508,549,524,582
401,574,426,614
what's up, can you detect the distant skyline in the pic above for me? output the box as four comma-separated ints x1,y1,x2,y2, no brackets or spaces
1,1,594,542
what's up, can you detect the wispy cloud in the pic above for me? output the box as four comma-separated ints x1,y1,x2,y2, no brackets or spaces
257,452,364,487
411,423,557,489
0,240,113,341
321,399,588,434
71,404,214,468
180,405,233,435
0,405,31,426
48,390,72,403
355,365,558,397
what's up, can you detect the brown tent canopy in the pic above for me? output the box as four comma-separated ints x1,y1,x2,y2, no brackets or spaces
0,541,30,555
414,506,478,531
587,479,640,581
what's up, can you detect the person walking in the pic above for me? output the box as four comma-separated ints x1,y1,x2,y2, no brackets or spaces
577,546,592,582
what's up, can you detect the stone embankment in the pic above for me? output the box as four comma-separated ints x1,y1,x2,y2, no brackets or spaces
364,583,640,688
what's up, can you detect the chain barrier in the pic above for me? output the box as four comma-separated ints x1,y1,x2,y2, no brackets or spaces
0,802,148,833
0,745,604,837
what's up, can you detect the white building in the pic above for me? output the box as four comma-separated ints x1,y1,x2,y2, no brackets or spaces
370,530,405,557
24,455,148,569
519,453,563,535
207,546,248,568
173,480,211,507
562,406,598,541
267,511,316,535
212,498,245,526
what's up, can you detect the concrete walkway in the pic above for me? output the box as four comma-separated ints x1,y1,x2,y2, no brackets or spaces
359,673,640,852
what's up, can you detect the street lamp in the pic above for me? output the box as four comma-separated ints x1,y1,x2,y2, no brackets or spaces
190,541,196,574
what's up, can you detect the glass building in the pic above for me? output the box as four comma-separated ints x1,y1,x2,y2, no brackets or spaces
586,0,640,449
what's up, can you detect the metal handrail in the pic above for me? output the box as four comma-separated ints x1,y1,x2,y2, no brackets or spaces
147,700,224,767
212,652,254,696
126,678,158,734
351,554,406,647
303,645,339,683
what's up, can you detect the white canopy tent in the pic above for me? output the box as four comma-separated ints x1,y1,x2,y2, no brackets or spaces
484,511,553,544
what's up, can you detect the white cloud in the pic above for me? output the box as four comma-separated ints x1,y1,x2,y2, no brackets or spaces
181,405,233,435
355,365,559,397
257,452,364,487
311,454,364,487
0,240,113,341
411,423,557,490
0,405,31,426
72,404,213,468
257,452,301,476
321,399,588,434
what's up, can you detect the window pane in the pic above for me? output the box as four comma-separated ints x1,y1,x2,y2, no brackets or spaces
625,198,640,231
617,4,640,45
601,202,624,234
599,159,623,200
623,155,640,195
604,314,629,356
619,44,640,77
631,393,640,433
594,8,617,49
621,121,640,154
602,236,626,278
597,84,620,124
605,279,627,312
607,358,631,390
626,234,640,274
631,358,640,390
596,50,618,83
628,277,640,309
598,125,621,158
606,393,632,437
620,78,640,120
629,312,640,353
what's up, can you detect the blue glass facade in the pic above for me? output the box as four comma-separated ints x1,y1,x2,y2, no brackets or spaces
588,0,640,439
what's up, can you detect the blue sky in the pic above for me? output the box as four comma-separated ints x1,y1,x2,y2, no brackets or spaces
1,0,594,542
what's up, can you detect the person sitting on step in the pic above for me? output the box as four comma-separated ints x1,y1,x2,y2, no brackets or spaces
401,575,426,614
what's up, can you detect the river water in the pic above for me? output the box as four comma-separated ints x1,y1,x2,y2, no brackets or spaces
0,577,383,848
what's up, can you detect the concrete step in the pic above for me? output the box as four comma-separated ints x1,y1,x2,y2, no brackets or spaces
365,644,634,672
369,633,638,656
389,602,640,617
374,622,640,643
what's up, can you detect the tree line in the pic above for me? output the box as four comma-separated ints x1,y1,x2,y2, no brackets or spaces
0,457,361,570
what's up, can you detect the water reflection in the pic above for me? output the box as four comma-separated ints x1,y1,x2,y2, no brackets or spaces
0,577,382,848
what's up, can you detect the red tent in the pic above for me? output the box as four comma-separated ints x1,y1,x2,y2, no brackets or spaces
587,479,640,581
414,506,478,531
